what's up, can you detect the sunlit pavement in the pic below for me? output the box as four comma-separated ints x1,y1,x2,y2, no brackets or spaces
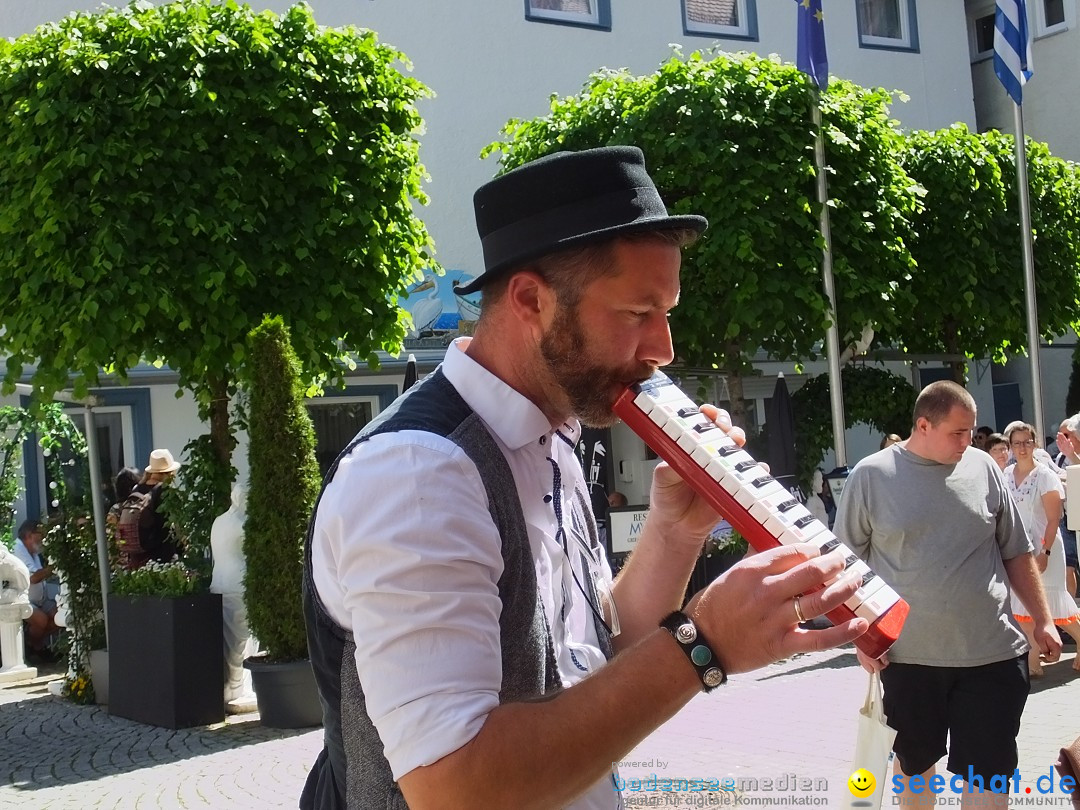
2,644,1078,808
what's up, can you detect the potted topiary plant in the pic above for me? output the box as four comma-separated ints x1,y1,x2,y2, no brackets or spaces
106,556,223,728
241,316,323,728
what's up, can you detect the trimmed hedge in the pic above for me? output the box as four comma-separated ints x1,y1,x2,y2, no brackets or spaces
243,316,322,661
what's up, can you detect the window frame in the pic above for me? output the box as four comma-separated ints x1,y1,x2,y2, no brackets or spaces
305,384,397,475
967,8,996,62
523,0,611,31
855,0,920,52
1035,0,1070,36
680,0,759,42
20,388,152,519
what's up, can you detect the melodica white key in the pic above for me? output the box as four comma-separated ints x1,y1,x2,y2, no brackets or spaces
614,371,909,659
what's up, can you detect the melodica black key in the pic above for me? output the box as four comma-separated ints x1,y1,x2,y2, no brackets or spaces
613,371,909,659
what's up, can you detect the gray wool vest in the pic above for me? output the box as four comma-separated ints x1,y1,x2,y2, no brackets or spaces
300,367,611,809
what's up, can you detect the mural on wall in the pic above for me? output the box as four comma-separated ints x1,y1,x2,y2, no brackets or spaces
399,269,481,342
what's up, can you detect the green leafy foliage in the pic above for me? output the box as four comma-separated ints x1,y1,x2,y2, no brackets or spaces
791,366,916,485
111,559,202,597
0,407,37,550
160,432,237,565
0,0,433,470
28,407,107,686
243,316,321,661
887,125,1080,374
484,50,919,422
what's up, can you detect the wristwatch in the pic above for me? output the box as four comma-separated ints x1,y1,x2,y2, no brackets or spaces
660,611,726,692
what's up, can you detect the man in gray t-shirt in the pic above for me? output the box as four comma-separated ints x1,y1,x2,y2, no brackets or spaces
835,381,1060,809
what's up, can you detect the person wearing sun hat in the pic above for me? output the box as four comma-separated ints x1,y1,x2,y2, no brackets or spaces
144,448,181,476
116,449,182,570
302,146,869,809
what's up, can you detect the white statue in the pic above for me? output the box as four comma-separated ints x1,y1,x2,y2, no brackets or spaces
210,483,258,712
805,470,830,528
0,544,36,681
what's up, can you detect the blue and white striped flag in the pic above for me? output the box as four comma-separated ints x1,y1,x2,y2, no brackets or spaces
994,0,1034,105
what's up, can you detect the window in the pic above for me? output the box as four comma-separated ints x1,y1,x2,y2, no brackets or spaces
524,0,611,31
307,397,376,476
682,0,758,40
1036,0,1070,34
38,409,133,513
20,388,151,519
856,0,919,51
304,383,397,476
1043,0,1066,28
970,12,996,59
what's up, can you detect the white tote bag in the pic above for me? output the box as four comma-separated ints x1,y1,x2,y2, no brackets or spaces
843,671,897,810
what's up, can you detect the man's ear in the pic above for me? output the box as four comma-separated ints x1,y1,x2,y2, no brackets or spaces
505,270,556,335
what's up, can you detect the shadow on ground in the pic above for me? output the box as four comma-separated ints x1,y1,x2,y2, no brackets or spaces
757,646,861,681
761,643,1080,694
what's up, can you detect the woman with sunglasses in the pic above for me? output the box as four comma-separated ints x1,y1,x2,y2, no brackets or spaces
1004,422,1080,675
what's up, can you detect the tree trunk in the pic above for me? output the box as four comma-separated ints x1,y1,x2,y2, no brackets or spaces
722,341,751,429
206,375,235,516
943,322,967,384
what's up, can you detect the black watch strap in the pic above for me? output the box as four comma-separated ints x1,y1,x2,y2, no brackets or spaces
660,610,726,692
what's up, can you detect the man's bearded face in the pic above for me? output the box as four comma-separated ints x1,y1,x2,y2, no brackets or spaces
539,300,655,428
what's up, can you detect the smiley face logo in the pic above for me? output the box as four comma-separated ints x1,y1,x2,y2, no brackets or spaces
848,768,876,798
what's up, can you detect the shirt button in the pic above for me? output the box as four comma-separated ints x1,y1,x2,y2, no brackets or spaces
539,436,547,446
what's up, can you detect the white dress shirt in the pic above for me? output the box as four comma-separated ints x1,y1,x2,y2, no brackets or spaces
312,337,622,810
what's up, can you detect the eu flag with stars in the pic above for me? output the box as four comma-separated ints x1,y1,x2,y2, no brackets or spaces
796,0,829,89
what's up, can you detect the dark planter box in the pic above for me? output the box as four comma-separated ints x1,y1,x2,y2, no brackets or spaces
108,592,224,729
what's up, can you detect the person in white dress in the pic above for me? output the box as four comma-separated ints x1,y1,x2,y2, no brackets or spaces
1004,422,1080,675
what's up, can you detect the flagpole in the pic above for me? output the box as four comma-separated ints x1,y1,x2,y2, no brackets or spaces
812,99,847,467
1013,102,1045,444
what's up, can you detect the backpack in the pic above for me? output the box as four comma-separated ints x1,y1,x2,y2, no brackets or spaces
116,489,155,570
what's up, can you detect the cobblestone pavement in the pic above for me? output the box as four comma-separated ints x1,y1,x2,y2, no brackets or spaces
2,644,1079,808
0,665,321,809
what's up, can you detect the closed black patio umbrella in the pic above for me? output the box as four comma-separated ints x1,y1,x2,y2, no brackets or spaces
402,354,418,392
766,373,799,498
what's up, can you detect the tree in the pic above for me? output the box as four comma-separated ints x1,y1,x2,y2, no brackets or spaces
0,0,433,508
885,125,1080,380
243,316,321,661
791,366,915,486
484,49,920,424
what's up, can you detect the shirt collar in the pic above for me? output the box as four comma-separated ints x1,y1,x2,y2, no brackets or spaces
441,337,581,451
